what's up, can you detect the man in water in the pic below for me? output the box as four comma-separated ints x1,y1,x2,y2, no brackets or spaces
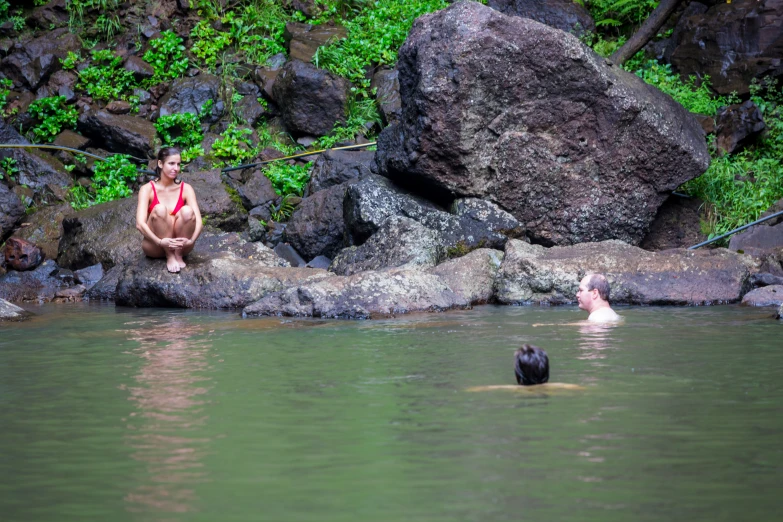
576,273,621,323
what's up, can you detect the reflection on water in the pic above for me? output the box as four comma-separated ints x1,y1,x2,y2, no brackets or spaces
1,303,782,522
576,321,620,361
121,317,213,514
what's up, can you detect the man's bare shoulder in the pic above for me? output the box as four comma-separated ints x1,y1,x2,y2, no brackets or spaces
466,383,586,392
587,307,622,323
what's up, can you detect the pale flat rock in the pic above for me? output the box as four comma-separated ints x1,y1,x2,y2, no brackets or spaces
741,285,783,307
496,239,757,305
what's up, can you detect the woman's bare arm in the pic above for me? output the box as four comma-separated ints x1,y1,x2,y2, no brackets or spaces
135,184,162,244
183,183,202,244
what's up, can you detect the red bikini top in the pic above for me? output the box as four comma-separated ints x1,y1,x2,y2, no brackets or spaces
148,181,185,216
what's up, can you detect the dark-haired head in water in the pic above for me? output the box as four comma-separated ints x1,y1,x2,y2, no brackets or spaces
514,344,549,386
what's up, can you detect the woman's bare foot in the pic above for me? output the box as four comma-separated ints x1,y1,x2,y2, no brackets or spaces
174,250,186,268
166,255,181,273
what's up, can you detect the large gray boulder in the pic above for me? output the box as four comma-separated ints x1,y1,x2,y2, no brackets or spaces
330,216,444,276
345,175,525,250
58,197,139,270
286,182,352,260
429,248,504,304
77,111,157,159
487,0,595,34
729,221,783,256
243,268,468,319
670,0,783,96
272,60,351,137
115,236,327,308
158,74,223,124
305,149,376,196
496,239,757,305
0,183,25,239
376,1,710,246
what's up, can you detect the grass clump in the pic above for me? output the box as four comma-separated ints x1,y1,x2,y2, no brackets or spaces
680,80,783,237
263,162,311,197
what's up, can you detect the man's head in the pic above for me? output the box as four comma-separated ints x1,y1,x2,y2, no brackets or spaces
576,273,611,313
514,344,549,386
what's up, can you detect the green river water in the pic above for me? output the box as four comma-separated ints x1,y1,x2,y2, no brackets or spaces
1,303,781,522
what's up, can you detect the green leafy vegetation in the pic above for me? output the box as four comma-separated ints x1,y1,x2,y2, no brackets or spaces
317,95,383,149
315,0,449,91
263,162,311,197
586,0,658,30
27,96,78,143
77,49,138,101
0,157,18,182
268,193,301,221
67,154,139,210
210,124,255,167
0,77,12,113
154,112,205,163
143,30,189,82
189,1,288,71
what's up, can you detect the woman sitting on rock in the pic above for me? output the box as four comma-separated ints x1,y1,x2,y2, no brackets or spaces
135,147,202,273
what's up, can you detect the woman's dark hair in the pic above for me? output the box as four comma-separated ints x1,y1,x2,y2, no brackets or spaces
155,147,182,182
514,344,549,386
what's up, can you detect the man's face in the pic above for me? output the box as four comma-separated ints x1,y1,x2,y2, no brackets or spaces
576,276,595,311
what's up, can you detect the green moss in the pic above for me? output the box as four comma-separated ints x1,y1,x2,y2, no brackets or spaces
224,185,248,214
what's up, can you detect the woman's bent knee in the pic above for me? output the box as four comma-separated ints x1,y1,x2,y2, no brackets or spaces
150,204,168,220
178,205,195,221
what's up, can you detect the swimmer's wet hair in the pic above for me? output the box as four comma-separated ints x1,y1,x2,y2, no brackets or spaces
514,344,549,386
586,273,611,301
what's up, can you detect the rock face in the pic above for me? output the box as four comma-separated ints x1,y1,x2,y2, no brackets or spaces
1,183,25,239
272,60,351,137
640,196,707,251
330,216,444,275
0,298,31,321
429,248,504,304
376,2,710,246
715,100,766,155
0,122,71,200
115,235,325,308
187,170,247,231
345,175,525,250
284,22,347,62
0,29,79,89
497,239,756,305
306,149,376,195
286,182,352,260
77,111,157,159
487,0,595,34
3,238,44,271
670,0,783,96
0,260,69,302
158,74,223,124
371,67,401,125
10,202,72,260
729,222,783,256
58,197,139,269
243,268,468,319
741,285,783,307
